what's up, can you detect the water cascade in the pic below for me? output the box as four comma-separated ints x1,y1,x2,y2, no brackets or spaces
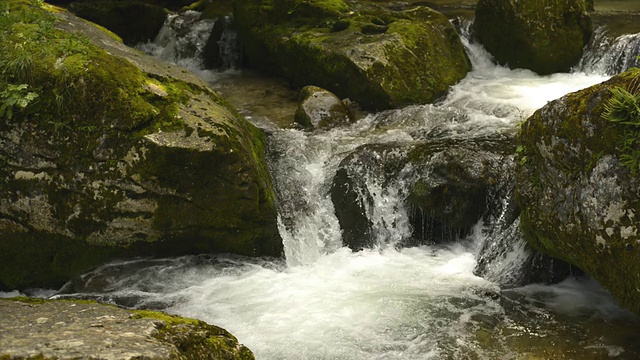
50,13,640,359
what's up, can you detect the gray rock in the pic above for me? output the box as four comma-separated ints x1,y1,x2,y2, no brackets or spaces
0,298,254,360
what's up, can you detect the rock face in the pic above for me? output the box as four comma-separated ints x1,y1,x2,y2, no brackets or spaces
66,0,167,45
0,298,254,359
234,0,471,110
516,69,640,314
0,1,281,290
294,86,352,130
331,135,514,250
474,0,592,75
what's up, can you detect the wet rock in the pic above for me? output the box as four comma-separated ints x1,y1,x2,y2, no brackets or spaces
474,0,592,74
294,86,352,130
233,0,471,110
0,2,281,290
66,0,167,45
516,69,640,315
331,144,408,250
331,136,515,250
406,137,515,245
0,298,254,360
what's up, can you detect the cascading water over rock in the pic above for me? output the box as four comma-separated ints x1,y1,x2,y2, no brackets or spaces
42,12,640,360
579,27,640,75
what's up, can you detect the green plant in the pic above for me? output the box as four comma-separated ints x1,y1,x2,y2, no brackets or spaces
516,144,527,165
603,76,640,174
0,83,38,119
603,86,640,126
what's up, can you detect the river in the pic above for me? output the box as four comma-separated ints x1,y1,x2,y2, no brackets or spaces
31,3,640,359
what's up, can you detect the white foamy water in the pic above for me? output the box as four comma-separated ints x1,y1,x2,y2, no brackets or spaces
168,246,497,359
47,14,640,359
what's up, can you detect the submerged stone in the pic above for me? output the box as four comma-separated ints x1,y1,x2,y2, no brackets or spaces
0,1,281,290
474,0,592,75
516,69,640,315
233,0,471,110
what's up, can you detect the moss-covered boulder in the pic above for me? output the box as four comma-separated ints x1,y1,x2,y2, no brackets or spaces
0,0,281,290
516,69,640,314
0,298,254,359
66,0,167,45
474,0,592,75
233,0,471,110
294,85,352,130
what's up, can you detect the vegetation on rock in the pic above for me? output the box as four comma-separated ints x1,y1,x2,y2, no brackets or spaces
0,0,281,290
602,76,640,174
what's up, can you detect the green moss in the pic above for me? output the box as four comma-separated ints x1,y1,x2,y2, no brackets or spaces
83,19,124,43
133,309,256,360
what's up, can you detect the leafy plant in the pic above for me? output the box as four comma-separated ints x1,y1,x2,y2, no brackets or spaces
603,76,640,174
602,86,640,126
0,83,38,119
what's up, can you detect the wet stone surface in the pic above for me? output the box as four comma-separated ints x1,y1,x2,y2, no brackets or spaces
0,299,174,359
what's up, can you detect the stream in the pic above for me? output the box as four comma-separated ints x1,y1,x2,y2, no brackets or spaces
14,3,640,359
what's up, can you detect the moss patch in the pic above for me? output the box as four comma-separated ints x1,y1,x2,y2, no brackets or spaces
132,310,255,360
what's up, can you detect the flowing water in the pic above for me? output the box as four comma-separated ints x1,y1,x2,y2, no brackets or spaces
32,8,640,360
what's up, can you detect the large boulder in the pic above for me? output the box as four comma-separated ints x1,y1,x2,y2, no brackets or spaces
516,69,640,314
233,0,471,110
0,1,281,290
474,0,592,75
0,298,254,359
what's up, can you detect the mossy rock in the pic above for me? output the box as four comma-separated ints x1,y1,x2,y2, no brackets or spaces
0,298,255,359
0,0,281,290
294,85,352,130
516,69,640,315
233,0,471,110
66,0,167,45
474,0,592,75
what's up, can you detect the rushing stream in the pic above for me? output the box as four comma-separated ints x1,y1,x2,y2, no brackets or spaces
20,7,640,360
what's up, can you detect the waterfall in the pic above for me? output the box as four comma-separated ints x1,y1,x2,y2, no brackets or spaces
578,27,640,75
136,11,242,72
